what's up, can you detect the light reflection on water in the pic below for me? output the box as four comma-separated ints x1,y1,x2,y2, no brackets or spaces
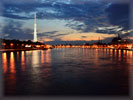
2,53,8,73
1,48,132,96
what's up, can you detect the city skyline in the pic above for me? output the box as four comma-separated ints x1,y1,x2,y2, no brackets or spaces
0,0,131,45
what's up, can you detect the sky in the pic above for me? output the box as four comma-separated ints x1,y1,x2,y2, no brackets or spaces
0,0,131,44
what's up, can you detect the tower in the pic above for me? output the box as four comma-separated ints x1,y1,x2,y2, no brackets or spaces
98,37,101,43
118,33,120,38
33,13,37,42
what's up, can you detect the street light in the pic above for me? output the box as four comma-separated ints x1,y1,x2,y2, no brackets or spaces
10,43,14,46
2,43,6,46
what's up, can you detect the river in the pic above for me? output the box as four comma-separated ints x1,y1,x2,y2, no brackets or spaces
1,48,132,96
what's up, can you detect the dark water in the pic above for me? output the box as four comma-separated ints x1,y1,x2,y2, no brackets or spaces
1,48,132,96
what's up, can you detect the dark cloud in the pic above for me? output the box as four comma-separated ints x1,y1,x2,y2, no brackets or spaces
105,3,129,30
1,0,129,33
96,30,115,34
65,22,85,31
93,3,130,35
63,2,108,32
1,20,33,40
45,40,87,45
53,38,62,41
1,13,30,20
54,33,68,37
41,31,58,35
38,32,69,39
81,36,87,39
1,19,68,41
1,0,108,24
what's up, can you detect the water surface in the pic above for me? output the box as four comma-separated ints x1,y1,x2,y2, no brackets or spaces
1,48,132,96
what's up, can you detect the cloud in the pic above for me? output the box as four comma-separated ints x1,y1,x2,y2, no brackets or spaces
1,13,30,20
45,40,87,45
67,3,129,33
0,0,130,44
105,3,129,30
63,2,109,32
93,3,129,35
96,26,123,34
0,19,70,42
1,0,129,33
38,31,69,39
41,31,58,35
121,30,133,38
1,20,33,40
81,36,87,39
1,0,108,21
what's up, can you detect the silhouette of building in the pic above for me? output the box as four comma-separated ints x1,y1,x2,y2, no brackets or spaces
111,34,122,44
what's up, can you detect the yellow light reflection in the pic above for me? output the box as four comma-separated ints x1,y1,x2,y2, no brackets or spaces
123,50,127,57
118,50,121,61
2,53,8,73
114,49,117,61
110,49,113,62
32,51,40,67
21,51,25,71
127,51,133,64
94,49,99,67
41,50,45,63
10,52,16,73
44,49,51,63
17,52,19,60
26,51,31,64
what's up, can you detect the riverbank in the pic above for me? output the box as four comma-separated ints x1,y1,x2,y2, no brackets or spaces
0,48,42,52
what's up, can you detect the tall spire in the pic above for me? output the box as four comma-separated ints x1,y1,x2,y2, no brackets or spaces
33,13,37,42
98,37,100,43
118,33,120,38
